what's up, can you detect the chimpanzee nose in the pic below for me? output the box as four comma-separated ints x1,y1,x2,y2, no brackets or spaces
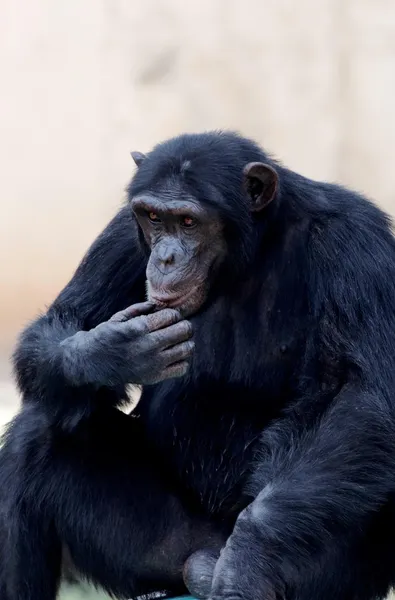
158,248,175,266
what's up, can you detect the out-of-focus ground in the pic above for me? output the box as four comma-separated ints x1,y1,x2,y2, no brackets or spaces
2,1,395,598
59,585,110,600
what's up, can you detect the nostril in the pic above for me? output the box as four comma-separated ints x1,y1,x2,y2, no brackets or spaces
163,253,175,266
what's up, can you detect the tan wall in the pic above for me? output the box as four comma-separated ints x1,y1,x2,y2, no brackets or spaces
1,0,395,357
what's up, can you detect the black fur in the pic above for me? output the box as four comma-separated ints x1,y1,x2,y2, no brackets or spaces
2,130,395,600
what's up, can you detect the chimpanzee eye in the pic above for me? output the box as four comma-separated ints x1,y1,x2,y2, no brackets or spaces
147,211,161,223
181,215,196,228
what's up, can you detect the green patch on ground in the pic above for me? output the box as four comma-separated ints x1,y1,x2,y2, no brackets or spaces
59,583,111,600
59,584,193,600
59,584,194,600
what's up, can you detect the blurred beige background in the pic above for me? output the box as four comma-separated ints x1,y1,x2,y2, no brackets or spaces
2,0,395,363
1,1,395,597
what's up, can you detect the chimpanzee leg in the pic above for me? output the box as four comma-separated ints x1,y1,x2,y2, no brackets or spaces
0,404,225,600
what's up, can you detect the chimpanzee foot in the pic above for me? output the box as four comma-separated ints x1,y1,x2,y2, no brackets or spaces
183,549,219,599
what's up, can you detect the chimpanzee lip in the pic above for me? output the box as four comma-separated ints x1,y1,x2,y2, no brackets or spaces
151,286,198,308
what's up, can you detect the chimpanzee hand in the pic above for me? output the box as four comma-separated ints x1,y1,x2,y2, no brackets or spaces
61,301,194,387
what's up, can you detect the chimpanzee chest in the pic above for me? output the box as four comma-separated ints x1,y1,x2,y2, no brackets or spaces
138,381,285,516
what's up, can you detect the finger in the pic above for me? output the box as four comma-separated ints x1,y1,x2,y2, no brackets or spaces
161,361,190,380
145,308,183,333
149,320,193,350
110,301,156,322
161,341,195,365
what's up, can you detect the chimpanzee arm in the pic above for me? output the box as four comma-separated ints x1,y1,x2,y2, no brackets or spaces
12,206,193,428
208,385,395,600
12,207,145,421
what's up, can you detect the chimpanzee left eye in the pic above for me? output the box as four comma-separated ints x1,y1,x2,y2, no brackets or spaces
181,216,196,228
148,211,161,223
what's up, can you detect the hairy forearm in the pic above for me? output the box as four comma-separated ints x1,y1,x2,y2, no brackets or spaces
13,311,83,396
12,310,130,433
247,386,395,536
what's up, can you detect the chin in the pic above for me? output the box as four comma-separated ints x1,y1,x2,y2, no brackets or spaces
147,282,207,318
177,296,205,318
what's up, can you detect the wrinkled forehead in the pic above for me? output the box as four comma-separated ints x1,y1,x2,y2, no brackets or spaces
131,176,190,204
145,177,190,201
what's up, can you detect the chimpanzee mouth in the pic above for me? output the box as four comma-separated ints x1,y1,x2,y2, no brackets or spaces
151,285,199,308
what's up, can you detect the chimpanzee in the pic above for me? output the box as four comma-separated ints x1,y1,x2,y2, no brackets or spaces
1,130,395,600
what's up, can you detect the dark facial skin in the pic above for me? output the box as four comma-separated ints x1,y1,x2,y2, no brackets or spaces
131,193,227,318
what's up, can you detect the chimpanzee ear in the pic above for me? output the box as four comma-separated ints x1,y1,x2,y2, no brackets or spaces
243,162,278,212
130,151,146,168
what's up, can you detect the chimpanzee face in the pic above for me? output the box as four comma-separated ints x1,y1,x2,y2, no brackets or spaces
131,185,227,317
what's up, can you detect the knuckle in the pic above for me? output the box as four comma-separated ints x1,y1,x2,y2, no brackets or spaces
163,360,188,378
128,301,155,318
95,322,114,339
175,361,189,376
181,340,195,356
129,315,148,334
92,322,105,335
161,308,182,326
169,308,182,321
109,309,128,322
180,320,193,336
109,313,121,322
111,313,126,324
149,330,166,348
